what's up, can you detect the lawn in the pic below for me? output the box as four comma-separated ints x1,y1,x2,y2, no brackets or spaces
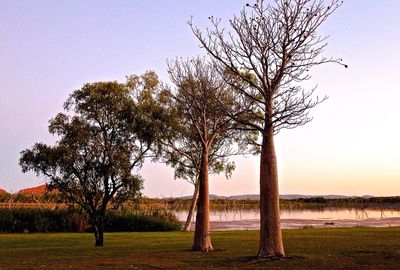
1,227,399,269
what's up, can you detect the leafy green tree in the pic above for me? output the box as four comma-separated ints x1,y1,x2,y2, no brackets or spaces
190,0,345,258
20,73,163,246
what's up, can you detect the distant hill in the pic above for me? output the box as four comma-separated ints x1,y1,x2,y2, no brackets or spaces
18,184,47,195
361,195,375,199
228,194,258,200
4,183,377,200
176,194,376,200
228,194,359,200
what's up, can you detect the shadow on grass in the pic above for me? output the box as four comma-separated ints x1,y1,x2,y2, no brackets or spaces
345,250,398,260
181,248,227,252
243,255,306,265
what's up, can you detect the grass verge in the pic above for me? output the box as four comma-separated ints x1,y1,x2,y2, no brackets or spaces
0,227,399,269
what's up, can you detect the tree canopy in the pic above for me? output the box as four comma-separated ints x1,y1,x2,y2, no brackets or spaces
20,72,165,246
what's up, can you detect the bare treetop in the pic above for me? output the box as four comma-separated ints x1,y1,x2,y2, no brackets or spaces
190,0,345,258
190,0,347,134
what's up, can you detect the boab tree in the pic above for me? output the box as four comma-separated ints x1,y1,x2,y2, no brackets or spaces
160,140,201,232
20,72,164,246
164,57,250,251
160,110,236,232
190,0,346,258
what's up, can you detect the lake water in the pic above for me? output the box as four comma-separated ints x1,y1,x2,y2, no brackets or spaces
176,208,400,230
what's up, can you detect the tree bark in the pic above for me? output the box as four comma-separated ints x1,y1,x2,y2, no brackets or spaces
183,179,199,231
93,224,104,247
257,127,285,259
92,214,104,247
193,146,213,251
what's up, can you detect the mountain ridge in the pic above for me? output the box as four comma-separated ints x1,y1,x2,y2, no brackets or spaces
0,185,377,199
175,193,375,200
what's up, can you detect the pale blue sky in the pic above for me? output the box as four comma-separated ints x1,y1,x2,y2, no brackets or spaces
1,1,399,197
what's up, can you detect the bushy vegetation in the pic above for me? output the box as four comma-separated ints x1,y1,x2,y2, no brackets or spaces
0,208,180,233
0,193,11,202
3,196,400,214
282,197,400,210
140,197,400,212
0,192,63,204
105,209,180,232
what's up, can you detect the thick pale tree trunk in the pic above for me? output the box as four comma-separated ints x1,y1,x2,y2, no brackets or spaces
183,179,199,231
257,127,285,259
193,146,213,251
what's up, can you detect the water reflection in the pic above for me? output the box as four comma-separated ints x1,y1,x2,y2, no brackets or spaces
176,208,400,222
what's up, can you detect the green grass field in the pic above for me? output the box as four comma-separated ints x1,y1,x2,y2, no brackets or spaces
1,227,400,269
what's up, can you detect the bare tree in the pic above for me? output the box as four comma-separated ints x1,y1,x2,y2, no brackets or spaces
161,132,235,232
164,57,249,251
183,179,199,232
160,133,200,232
190,0,346,259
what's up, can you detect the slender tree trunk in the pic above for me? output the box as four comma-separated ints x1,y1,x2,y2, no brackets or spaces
93,225,104,247
257,127,285,259
183,179,199,231
193,146,213,251
92,215,104,247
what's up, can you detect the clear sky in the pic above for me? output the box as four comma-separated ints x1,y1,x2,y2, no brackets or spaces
0,0,399,197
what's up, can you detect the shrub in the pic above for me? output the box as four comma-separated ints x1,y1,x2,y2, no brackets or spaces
0,208,180,233
104,210,181,232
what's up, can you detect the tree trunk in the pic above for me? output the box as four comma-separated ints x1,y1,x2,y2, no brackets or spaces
93,224,104,246
183,179,199,231
257,128,285,259
193,146,213,251
92,214,104,247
